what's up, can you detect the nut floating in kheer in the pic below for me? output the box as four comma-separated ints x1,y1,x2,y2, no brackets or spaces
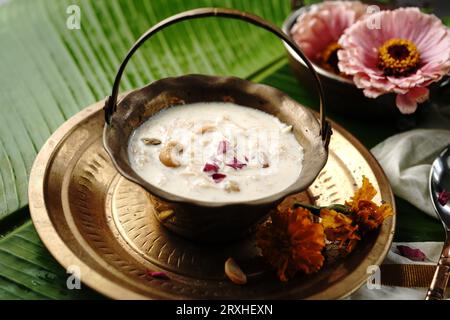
141,137,161,145
198,124,217,134
159,141,183,167
225,257,247,285
224,181,240,193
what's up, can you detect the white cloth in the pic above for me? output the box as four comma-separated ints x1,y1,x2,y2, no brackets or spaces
349,242,447,300
371,129,450,219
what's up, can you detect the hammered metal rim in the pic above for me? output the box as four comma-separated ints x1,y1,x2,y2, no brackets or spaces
29,101,395,300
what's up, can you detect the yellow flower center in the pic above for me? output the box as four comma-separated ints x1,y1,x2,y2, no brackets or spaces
321,42,342,74
378,38,420,77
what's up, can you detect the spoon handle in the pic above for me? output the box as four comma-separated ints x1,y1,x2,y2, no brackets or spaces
425,237,450,300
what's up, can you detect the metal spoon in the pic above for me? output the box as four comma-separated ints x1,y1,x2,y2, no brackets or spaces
426,144,450,300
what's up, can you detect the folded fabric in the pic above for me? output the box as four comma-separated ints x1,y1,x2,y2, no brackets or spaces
349,242,448,300
371,129,450,219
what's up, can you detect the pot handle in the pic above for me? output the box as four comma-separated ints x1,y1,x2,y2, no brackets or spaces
104,7,331,146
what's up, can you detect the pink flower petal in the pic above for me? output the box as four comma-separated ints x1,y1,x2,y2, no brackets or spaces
217,140,230,155
438,190,450,206
397,245,426,262
146,270,170,280
396,93,418,114
408,87,430,104
363,87,384,99
212,173,226,183
395,87,429,114
226,157,247,170
203,163,219,173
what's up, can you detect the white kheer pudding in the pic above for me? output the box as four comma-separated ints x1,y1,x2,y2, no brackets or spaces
128,102,304,202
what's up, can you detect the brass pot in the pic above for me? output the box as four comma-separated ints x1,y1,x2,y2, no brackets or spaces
103,8,332,242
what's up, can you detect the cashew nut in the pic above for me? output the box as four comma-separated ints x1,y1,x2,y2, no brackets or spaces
198,124,217,134
225,257,247,285
141,137,161,145
159,141,183,168
158,209,174,222
225,181,240,193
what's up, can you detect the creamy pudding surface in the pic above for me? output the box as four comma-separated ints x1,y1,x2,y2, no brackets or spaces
128,102,304,202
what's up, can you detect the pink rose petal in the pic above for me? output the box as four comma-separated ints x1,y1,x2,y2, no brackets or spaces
217,140,230,155
212,173,226,183
438,190,450,206
397,245,426,262
146,270,170,280
203,163,219,173
226,157,247,170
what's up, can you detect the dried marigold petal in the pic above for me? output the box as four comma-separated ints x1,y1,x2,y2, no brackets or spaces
351,200,393,232
256,207,325,282
346,176,377,210
377,203,394,220
321,208,353,230
343,177,393,234
320,209,360,256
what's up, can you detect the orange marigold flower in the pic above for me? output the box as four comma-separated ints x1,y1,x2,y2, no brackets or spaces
346,176,377,210
346,176,394,233
351,200,394,232
320,209,360,255
256,207,325,282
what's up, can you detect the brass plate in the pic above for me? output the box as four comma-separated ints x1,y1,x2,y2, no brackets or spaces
29,101,395,300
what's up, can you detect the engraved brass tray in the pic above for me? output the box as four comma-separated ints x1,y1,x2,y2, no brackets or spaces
29,101,395,300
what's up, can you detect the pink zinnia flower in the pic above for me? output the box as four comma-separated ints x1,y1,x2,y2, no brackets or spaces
291,1,367,73
338,8,450,114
